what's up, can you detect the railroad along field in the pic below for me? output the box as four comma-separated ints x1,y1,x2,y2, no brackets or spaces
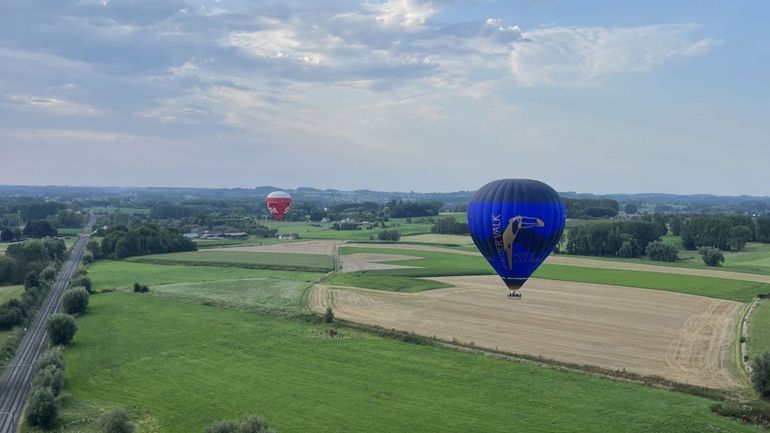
37,230,770,432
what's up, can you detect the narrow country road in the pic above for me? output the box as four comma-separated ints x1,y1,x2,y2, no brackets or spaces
0,215,94,432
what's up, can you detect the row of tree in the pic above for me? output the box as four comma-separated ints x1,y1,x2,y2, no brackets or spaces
674,214,769,251
564,198,620,219
565,220,668,258
93,224,197,259
431,216,469,235
0,238,67,285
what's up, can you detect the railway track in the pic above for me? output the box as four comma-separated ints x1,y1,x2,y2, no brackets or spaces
0,216,94,432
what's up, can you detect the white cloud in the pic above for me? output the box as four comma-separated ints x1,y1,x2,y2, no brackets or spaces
510,24,718,86
372,0,440,28
6,95,99,116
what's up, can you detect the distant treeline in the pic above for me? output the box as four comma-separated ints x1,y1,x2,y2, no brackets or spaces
431,216,469,235
0,201,84,231
92,224,197,259
564,198,620,219
565,219,667,258
0,238,67,285
673,214,770,251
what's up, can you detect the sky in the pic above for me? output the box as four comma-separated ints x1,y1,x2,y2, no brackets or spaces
1,0,768,195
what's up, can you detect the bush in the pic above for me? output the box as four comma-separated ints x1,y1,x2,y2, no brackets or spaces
32,364,64,396
82,251,95,265
24,271,40,289
40,266,57,283
699,246,725,267
45,313,77,346
62,287,90,315
324,307,334,323
36,347,64,372
25,386,59,428
133,283,149,293
204,416,275,433
378,230,401,241
98,407,134,433
646,241,679,262
72,276,93,293
753,351,770,398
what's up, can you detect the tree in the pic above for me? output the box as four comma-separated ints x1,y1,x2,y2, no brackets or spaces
45,313,77,345
24,271,40,289
751,351,770,398
72,276,93,293
36,347,64,372
22,220,58,238
62,287,89,315
698,246,724,267
728,225,753,251
25,386,59,428
40,266,57,283
378,230,400,241
87,239,101,259
758,216,770,243
97,407,134,433
646,241,679,262
0,227,15,242
32,365,64,396
623,203,638,214
324,307,334,323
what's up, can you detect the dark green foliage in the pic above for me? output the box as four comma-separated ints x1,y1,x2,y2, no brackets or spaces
82,251,95,264
0,300,25,330
1,238,66,285
759,216,770,243
87,239,101,259
24,271,40,289
16,201,65,222
324,307,334,323
40,265,57,283
25,386,59,428
22,219,58,238
133,282,149,293
669,216,683,236
566,221,661,257
204,416,275,433
564,198,619,218
378,230,401,241
62,287,90,315
73,275,93,293
0,226,16,241
615,234,641,258
646,241,679,262
699,247,725,267
431,216,469,235
32,365,64,396
50,209,85,228
387,199,442,218
45,313,77,345
711,401,770,427
97,407,134,433
36,347,64,372
623,203,638,214
729,225,753,251
332,222,360,230
753,352,770,398
100,224,197,259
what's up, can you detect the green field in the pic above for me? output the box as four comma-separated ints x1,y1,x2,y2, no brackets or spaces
56,227,85,236
195,238,287,249
128,251,334,272
327,273,450,292
51,293,758,433
334,247,770,301
749,300,770,358
89,261,322,292
0,285,24,304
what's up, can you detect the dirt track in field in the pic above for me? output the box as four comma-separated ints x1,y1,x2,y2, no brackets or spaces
204,240,341,256
339,253,422,273
347,243,770,284
311,276,743,389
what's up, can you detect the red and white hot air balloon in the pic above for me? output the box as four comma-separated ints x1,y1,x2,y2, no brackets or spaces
265,191,292,221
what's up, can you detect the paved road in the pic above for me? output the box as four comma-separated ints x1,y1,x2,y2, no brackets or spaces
0,216,94,432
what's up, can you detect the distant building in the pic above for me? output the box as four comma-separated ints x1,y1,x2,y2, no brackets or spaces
183,233,200,239
223,232,248,240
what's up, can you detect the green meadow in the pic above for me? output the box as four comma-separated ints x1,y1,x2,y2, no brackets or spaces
46,293,758,433
128,251,334,272
749,300,770,358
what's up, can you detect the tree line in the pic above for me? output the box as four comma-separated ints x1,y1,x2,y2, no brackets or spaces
673,214,770,251
565,220,668,259
564,198,619,219
92,224,197,259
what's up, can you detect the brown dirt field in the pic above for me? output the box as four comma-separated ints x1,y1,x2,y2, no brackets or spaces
311,276,743,389
339,253,422,273
203,240,342,256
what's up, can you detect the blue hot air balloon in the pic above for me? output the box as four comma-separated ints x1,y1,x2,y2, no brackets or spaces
467,179,565,298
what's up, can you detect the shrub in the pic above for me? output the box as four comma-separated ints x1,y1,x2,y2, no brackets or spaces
24,271,40,289
378,230,401,241
25,386,59,428
62,287,90,315
40,266,57,283
205,421,237,433
324,307,334,323
82,251,95,265
646,241,679,262
699,246,724,266
72,276,93,293
36,347,64,372
45,313,77,346
752,351,770,398
204,416,275,433
97,407,134,433
32,365,64,396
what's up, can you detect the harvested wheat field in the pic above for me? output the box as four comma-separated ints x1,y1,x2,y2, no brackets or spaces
311,276,743,389
339,253,422,272
203,240,341,256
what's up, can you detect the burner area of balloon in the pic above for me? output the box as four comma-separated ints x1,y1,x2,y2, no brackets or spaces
467,179,566,298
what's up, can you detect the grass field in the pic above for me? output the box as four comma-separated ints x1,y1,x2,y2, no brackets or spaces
50,293,758,433
749,300,770,358
0,285,24,304
56,227,84,236
128,251,334,272
334,246,770,301
195,238,286,249
85,206,149,215
89,261,323,292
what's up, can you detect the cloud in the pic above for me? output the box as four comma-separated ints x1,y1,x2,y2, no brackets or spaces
6,95,100,116
510,24,719,86
370,0,441,28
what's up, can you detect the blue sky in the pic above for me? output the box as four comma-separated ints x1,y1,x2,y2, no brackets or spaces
1,0,768,195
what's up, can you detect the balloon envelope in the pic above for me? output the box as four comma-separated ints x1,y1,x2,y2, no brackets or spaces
467,179,565,290
266,191,292,221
